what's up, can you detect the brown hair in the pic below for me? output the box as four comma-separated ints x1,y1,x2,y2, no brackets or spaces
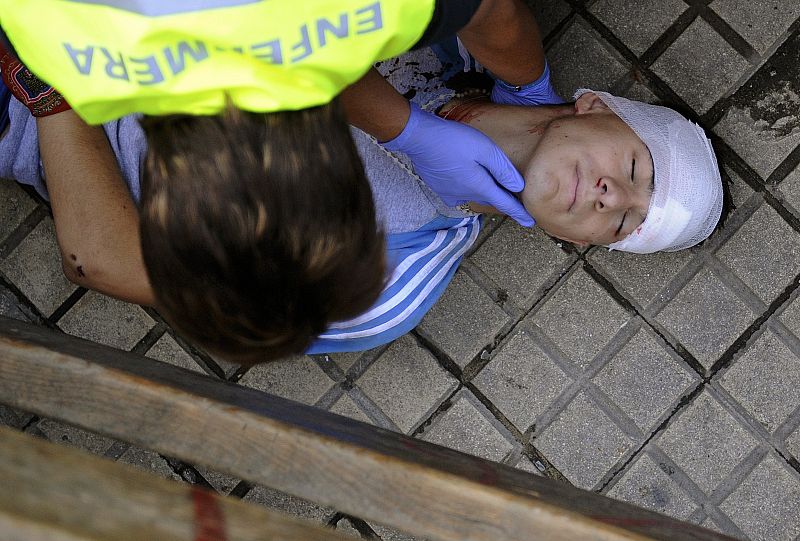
139,100,386,363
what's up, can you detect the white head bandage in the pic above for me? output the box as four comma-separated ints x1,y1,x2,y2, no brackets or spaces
573,89,723,254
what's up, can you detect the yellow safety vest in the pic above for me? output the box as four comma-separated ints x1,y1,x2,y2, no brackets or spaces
0,0,435,123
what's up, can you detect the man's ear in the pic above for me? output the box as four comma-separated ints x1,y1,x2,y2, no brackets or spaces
574,91,610,115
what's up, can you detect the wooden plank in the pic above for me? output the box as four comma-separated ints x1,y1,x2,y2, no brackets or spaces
0,317,735,541
0,425,352,541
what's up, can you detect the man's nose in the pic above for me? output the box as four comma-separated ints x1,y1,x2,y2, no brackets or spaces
593,178,627,212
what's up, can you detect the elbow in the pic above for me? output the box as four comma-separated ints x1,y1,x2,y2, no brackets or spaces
60,252,94,289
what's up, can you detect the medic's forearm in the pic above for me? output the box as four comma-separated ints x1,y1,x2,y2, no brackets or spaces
339,67,410,142
36,111,156,306
458,0,546,86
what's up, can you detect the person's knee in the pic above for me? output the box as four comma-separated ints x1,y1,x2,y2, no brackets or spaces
138,100,386,363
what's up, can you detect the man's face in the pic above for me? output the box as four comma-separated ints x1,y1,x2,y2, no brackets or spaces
520,93,655,247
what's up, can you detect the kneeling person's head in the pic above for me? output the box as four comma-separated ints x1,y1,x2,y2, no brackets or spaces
519,90,724,253
139,101,386,364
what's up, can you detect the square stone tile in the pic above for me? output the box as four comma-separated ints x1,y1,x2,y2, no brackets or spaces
243,485,331,523
370,523,427,541
334,518,361,539
526,0,571,39
0,404,33,430
536,392,631,489
329,393,373,425
624,81,659,104
588,247,692,309
719,454,800,541
117,446,182,482
194,466,240,495
779,294,800,337
719,330,800,433
655,269,754,369
607,453,696,520
710,0,800,55
656,392,759,494
594,328,697,432
549,18,630,98
787,427,800,459
0,180,36,242
722,166,755,210
776,164,800,213
417,271,510,367
238,355,332,406
357,334,458,433
469,221,573,307
717,203,800,302
530,268,630,369
35,419,117,456
714,33,800,179
0,217,77,315
652,18,750,113
58,291,154,351
0,283,34,322
420,391,514,462
472,329,571,432
145,333,205,374
590,0,687,56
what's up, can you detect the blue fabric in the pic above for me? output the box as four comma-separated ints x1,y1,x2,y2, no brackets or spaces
307,215,481,353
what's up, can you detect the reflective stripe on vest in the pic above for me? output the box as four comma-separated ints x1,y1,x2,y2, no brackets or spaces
0,0,435,123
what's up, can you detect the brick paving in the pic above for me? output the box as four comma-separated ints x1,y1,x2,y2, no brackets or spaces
2,1,800,540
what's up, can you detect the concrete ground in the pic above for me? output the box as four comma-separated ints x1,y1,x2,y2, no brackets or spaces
1,1,800,540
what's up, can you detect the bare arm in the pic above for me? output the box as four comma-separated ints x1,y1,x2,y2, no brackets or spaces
339,67,410,142
458,0,546,86
36,111,155,306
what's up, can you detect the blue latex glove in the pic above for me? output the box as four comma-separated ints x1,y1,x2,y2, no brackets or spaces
383,102,535,227
491,61,564,107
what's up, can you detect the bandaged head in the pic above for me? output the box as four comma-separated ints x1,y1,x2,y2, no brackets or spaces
573,89,723,254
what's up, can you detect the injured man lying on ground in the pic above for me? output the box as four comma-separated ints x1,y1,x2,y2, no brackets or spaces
0,49,728,361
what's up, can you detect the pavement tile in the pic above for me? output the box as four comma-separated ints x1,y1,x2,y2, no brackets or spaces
787,427,800,460
607,453,696,520
117,446,182,482
775,164,800,213
713,32,800,180
237,355,332,405
655,269,754,369
472,329,571,432
420,390,514,462
0,404,33,430
0,217,77,316
512,455,544,476
717,203,800,302
57,291,154,351
0,283,34,322
370,523,428,541
710,0,800,55
0,180,36,243
525,0,571,40
535,392,631,489
588,248,692,309
357,334,458,433
35,419,117,456
334,518,361,539
194,466,240,495
723,166,756,210
719,454,800,541
328,349,371,373
145,332,205,374
651,18,750,113
549,18,630,98
779,294,800,337
469,221,573,308
589,0,687,56
417,270,510,367
329,393,374,425
530,268,630,369
242,485,331,523
593,328,697,432
624,81,659,104
656,391,759,494
719,330,800,433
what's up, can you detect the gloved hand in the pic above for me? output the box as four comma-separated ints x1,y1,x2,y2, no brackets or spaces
383,102,535,227
0,41,70,117
491,61,563,107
